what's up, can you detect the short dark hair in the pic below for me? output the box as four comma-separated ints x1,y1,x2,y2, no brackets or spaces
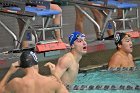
114,32,130,50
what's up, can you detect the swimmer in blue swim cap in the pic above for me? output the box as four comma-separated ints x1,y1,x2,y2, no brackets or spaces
69,31,86,46
108,32,135,68
68,31,87,54
45,31,87,86
0,51,69,93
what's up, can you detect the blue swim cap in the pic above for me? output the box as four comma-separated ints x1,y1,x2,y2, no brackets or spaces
69,31,85,46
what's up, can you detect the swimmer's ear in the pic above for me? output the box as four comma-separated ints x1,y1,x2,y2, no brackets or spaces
118,44,122,49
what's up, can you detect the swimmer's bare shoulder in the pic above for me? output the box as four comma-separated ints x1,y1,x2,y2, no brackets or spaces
5,78,22,92
51,76,69,93
108,52,122,67
44,76,69,93
58,52,74,66
129,53,133,59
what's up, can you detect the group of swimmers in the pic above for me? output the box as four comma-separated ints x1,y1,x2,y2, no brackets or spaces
0,0,136,92
0,30,135,93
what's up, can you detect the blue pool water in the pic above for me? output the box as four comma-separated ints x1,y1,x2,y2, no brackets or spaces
70,60,140,93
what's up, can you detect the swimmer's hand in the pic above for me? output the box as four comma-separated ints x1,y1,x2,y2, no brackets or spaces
9,61,19,74
44,62,55,74
0,61,19,92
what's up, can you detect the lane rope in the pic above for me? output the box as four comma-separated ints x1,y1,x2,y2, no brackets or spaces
72,67,140,90
67,85,140,90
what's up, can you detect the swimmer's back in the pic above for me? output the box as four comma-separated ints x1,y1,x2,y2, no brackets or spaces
6,75,62,93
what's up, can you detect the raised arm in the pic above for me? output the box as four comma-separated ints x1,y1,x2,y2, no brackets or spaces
0,62,19,92
54,58,71,79
44,62,56,74
45,56,71,79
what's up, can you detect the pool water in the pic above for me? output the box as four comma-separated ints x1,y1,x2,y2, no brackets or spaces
70,61,140,93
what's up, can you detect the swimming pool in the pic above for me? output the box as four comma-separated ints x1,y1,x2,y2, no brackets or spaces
69,60,140,93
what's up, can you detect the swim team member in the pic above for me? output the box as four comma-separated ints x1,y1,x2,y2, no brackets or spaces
45,31,87,85
0,51,69,93
108,32,135,68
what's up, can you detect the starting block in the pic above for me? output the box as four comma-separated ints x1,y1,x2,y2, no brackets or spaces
65,0,139,40
36,41,67,52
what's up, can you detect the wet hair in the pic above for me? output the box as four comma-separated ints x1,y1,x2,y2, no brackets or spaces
19,51,38,68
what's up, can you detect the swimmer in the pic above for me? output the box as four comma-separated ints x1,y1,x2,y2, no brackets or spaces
0,61,19,93
1,51,69,93
45,31,87,85
108,32,135,68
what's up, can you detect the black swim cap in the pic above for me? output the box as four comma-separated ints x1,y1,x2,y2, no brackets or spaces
20,51,38,68
114,32,130,46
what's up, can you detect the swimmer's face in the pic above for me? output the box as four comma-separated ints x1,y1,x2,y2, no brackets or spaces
118,35,133,53
72,37,87,54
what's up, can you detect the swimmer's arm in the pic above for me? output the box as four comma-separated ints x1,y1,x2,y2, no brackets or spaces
0,70,13,93
44,60,68,79
54,58,71,79
44,62,56,74
0,62,19,92
5,78,20,93
108,55,121,68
